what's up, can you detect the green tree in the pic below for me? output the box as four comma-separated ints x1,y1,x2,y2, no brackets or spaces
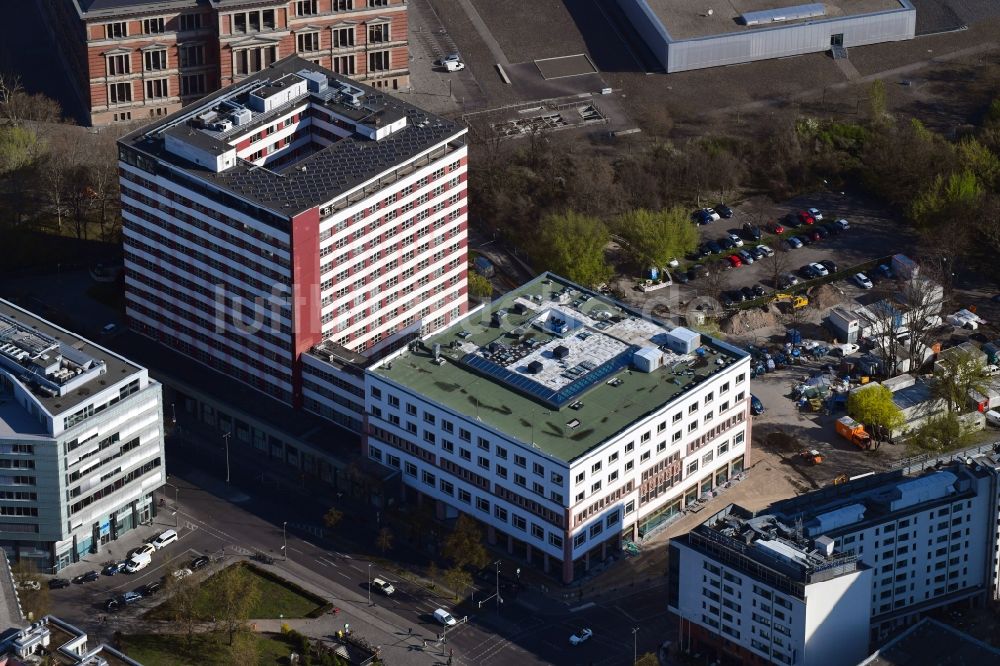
533,210,612,287
442,514,488,571
375,526,394,555
228,631,260,665
613,207,699,270
869,79,888,123
443,566,473,601
215,564,262,645
848,385,904,447
909,169,983,229
909,412,968,452
934,348,990,413
0,125,41,175
323,507,343,529
467,271,493,299
167,570,201,646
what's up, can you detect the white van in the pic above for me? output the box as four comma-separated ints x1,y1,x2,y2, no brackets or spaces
152,529,178,550
433,608,457,626
986,410,1000,428
124,551,151,573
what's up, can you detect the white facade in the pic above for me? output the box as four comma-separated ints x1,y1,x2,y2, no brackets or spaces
672,539,872,666
363,274,753,582
0,300,165,572
670,457,1000,664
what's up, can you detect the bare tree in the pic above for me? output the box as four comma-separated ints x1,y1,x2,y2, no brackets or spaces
700,259,732,305
215,564,261,645
0,72,62,125
898,275,946,372
864,288,906,377
760,244,792,290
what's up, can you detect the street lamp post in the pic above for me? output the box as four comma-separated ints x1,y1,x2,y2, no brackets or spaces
282,521,288,561
222,432,231,484
632,626,638,665
367,563,373,605
164,480,180,528
494,559,501,613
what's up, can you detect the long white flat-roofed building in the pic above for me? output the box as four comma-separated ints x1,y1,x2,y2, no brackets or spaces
669,454,1000,665
0,300,165,572
365,273,753,583
118,55,468,422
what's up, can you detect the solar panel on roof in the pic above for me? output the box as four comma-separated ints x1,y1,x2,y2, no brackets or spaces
740,3,826,25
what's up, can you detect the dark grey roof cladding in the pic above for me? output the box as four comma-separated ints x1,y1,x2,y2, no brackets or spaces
120,56,464,218
77,0,203,16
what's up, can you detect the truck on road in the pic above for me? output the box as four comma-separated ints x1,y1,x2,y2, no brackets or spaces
836,416,872,450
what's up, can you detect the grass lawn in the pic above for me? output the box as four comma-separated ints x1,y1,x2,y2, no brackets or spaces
146,563,323,621
122,632,292,666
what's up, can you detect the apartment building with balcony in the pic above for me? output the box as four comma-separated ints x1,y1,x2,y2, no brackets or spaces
668,455,1000,665
363,273,753,583
118,56,467,410
42,0,408,126
0,300,165,572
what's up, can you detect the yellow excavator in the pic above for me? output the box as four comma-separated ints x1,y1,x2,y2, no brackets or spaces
772,293,809,309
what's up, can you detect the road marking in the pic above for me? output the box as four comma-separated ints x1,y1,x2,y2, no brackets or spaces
334,551,351,559
302,540,315,547
319,557,338,567
289,547,304,554
336,571,351,579
569,601,595,612
314,558,329,567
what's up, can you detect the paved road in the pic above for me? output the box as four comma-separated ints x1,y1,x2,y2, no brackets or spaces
46,434,673,665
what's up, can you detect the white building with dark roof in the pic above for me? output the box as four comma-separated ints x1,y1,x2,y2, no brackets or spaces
119,55,468,424
669,452,1000,665
0,300,164,572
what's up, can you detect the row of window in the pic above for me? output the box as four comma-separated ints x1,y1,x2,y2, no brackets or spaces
104,14,203,40
296,23,392,53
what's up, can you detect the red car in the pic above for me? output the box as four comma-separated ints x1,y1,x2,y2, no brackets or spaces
809,229,822,242
797,210,815,225
727,255,742,268
768,221,785,234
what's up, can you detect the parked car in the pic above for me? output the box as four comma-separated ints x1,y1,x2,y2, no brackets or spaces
800,265,818,279
15,580,40,591
757,244,775,257
752,284,766,298
122,591,143,605
706,240,722,254
667,257,680,268
570,629,593,646
719,236,736,250
784,214,802,228
693,209,714,225
727,233,744,248
131,543,156,559
435,54,462,66
443,60,465,72
104,598,121,612
809,262,829,277
768,221,785,234
152,529,178,550
721,293,736,308
72,570,99,584
807,207,824,221
778,273,801,288
737,249,754,265
797,210,816,225
726,255,742,269
714,204,734,219
876,264,894,279
138,581,162,597
808,229,822,242
740,286,756,301
48,578,70,590
172,568,193,581
742,223,762,241
688,264,707,280
750,395,765,415
854,273,873,289
796,234,812,246
749,246,765,260
785,236,803,249
834,218,850,230
102,561,126,576
190,556,210,570
372,577,396,596
820,259,838,273
814,226,829,240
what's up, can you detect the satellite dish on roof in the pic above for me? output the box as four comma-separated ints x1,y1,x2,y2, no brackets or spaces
707,9,714,15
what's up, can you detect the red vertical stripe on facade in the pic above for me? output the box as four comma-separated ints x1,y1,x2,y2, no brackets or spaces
290,207,322,409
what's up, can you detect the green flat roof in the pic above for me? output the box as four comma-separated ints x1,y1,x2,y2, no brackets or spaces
372,274,749,464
